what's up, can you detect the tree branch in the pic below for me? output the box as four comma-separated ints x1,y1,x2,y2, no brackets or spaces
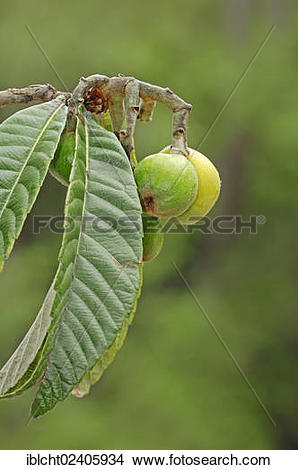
0,84,67,107
0,76,192,159
70,74,192,156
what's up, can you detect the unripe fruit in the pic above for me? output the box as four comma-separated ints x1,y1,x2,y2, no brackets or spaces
134,153,198,218
50,130,75,186
142,214,164,262
161,146,221,224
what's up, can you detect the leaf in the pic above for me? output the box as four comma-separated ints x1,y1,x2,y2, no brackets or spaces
71,279,142,398
96,110,113,132
31,110,143,417
0,280,57,398
0,97,67,270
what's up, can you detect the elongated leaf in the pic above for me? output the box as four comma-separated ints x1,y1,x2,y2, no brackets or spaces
31,111,143,417
71,278,142,398
0,97,67,270
0,281,56,397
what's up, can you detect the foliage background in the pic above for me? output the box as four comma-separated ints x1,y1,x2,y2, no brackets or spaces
0,0,296,450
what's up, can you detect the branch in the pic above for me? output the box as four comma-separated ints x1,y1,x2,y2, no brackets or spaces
70,74,192,155
120,78,140,159
0,76,192,159
0,84,67,107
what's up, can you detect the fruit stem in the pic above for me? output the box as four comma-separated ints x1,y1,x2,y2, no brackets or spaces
138,99,156,122
120,78,140,159
108,95,125,137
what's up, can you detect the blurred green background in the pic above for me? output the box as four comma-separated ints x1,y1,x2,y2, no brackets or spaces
0,0,297,450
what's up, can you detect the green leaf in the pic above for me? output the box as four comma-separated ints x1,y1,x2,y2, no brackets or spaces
0,281,57,398
0,97,67,270
96,110,113,132
71,287,142,398
31,110,143,417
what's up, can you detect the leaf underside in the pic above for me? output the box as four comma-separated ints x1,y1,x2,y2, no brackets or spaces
0,281,57,398
31,111,143,417
0,97,67,270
